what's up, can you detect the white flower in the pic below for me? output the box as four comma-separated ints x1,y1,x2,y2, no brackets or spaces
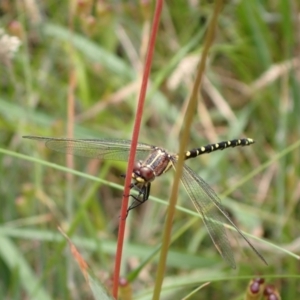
0,28,22,63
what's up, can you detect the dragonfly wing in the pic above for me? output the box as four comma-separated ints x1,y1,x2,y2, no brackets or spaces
178,163,236,268
179,163,266,267
23,136,154,161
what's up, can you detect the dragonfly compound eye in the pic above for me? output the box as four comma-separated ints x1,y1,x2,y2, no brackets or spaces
133,161,142,172
139,166,156,182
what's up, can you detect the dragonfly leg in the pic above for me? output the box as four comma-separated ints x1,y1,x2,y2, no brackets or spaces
127,183,151,214
122,183,136,198
119,183,151,219
119,193,147,219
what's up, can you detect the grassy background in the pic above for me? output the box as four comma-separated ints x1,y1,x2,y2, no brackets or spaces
1,0,300,299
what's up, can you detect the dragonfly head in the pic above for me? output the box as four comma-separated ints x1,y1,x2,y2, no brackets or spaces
132,161,156,184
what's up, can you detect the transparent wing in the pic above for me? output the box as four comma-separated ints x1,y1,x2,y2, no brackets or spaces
177,163,266,268
23,136,155,161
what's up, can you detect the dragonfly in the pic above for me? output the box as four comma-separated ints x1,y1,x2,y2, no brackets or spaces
23,135,267,268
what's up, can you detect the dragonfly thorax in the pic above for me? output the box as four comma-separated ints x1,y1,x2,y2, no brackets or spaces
131,148,173,185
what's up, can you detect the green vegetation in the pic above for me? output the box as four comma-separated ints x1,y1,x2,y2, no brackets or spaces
0,1,299,299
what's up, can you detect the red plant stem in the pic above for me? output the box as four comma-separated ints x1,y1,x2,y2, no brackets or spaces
112,1,164,299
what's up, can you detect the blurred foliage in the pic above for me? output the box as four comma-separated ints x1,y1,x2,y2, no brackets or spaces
0,0,300,299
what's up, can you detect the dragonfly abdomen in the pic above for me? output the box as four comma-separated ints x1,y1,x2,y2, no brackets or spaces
184,138,254,160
